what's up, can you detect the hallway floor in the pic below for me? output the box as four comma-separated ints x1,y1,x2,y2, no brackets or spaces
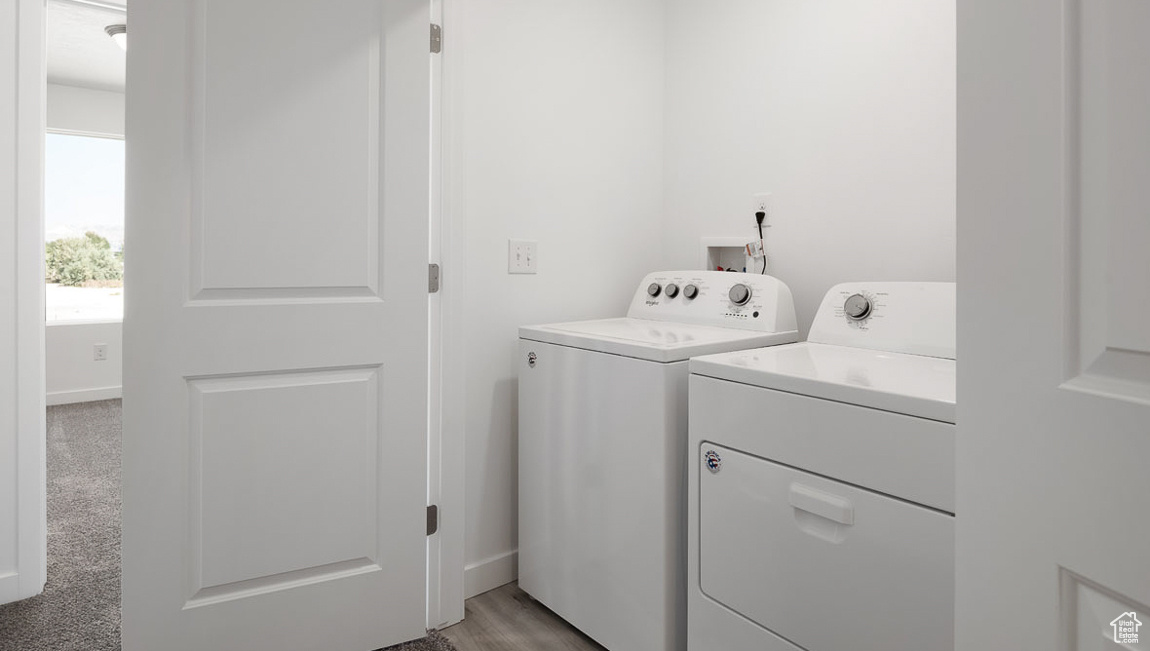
0,400,121,651
443,583,606,651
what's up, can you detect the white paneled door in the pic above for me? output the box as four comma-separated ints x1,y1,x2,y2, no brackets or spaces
122,1,431,649
958,1,1150,650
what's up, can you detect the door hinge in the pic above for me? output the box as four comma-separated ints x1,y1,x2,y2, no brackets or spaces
431,24,442,54
427,505,439,536
429,263,440,293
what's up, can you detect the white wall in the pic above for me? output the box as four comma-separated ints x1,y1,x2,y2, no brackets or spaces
45,322,123,405
45,82,125,405
663,0,956,336
450,0,957,599
47,83,124,137
448,0,666,597
43,320,122,405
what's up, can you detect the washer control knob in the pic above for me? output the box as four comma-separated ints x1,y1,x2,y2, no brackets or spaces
683,284,699,300
728,284,752,306
647,283,662,298
844,293,872,321
665,283,680,298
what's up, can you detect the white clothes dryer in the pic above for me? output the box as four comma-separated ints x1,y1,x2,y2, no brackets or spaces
518,270,799,651
687,282,956,651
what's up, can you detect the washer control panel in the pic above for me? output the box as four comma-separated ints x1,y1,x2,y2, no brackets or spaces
808,282,956,359
627,271,798,333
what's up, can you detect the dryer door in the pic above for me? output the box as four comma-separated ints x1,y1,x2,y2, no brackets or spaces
697,443,954,651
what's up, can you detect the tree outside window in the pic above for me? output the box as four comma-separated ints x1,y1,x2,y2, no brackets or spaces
44,133,124,322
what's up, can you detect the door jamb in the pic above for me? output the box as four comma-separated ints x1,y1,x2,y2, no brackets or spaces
428,0,466,629
3,0,47,606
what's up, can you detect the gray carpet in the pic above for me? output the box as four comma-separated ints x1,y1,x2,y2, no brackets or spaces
0,399,456,651
0,399,122,651
381,630,458,651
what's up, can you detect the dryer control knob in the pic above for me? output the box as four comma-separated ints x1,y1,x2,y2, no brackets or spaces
647,283,662,298
844,293,872,321
665,283,680,298
728,283,752,306
683,284,699,300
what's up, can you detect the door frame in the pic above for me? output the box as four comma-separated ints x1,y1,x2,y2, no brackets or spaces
430,0,467,629
1,0,46,606
12,0,469,630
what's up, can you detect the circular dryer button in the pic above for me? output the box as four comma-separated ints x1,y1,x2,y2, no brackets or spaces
647,283,662,298
665,283,680,298
729,283,752,306
844,293,872,321
704,450,722,473
683,284,699,300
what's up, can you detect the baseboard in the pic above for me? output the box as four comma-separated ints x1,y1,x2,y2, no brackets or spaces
46,386,122,406
463,550,517,599
0,570,42,606
0,572,20,605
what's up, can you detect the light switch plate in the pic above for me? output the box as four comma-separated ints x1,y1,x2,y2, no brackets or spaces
94,344,108,362
509,239,537,274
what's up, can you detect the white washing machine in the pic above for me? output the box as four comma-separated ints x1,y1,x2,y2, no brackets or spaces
518,270,799,651
687,282,956,651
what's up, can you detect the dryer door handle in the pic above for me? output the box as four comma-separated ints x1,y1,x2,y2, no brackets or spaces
789,483,854,526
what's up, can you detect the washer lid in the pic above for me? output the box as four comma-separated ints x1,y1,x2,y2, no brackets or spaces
519,318,798,363
689,342,956,423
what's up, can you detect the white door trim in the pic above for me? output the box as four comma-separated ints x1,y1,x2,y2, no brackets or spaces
429,0,466,629
0,0,47,606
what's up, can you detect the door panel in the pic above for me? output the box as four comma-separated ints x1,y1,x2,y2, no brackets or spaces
189,369,379,601
957,0,1150,649
193,1,381,296
122,1,430,648
1069,0,1150,403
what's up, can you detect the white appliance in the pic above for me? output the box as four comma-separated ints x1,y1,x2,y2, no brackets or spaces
518,270,799,651
687,282,956,651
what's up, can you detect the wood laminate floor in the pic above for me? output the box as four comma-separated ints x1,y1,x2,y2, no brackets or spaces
441,583,607,651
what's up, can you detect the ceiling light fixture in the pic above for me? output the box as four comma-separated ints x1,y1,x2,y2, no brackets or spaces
104,24,127,51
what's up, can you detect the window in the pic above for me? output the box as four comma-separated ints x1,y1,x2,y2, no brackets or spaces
44,133,125,322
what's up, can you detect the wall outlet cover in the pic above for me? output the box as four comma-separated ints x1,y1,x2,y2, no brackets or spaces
752,192,774,221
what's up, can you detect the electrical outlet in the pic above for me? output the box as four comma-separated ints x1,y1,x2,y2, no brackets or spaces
93,344,108,362
752,192,774,223
508,239,538,274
